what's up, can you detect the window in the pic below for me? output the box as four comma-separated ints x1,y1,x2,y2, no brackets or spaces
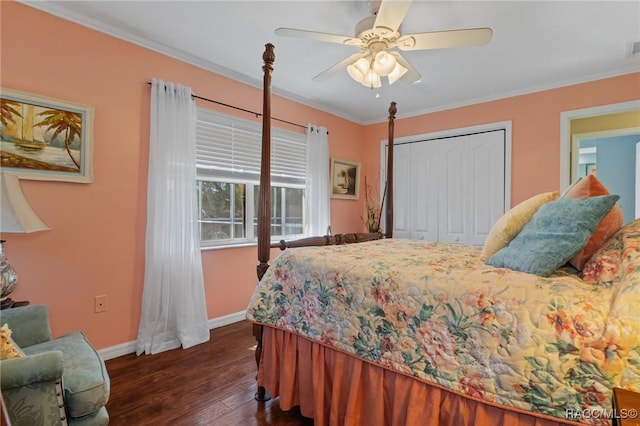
196,109,306,247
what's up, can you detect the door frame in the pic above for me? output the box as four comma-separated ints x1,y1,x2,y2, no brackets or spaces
559,100,640,190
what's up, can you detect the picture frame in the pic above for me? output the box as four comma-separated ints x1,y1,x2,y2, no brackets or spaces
331,158,360,200
1,88,94,183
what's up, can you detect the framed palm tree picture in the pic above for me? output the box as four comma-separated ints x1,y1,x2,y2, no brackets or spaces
0,88,94,183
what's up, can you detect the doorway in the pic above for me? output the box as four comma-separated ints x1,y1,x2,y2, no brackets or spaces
560,101,640,223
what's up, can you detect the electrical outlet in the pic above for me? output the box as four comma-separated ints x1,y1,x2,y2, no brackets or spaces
94,295,107,313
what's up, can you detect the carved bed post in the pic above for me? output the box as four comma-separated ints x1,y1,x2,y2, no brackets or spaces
257,45,274,279
253,43,275,402
385,102,396,239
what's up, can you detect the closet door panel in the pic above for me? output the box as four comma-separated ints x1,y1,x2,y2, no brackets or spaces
438,137,468,244
410,141,439,241
393,143,412,239
468,132,505,245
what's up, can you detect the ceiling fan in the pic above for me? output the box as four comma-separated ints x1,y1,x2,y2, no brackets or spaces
275,0,492,88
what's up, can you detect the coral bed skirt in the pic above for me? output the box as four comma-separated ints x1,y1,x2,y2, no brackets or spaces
258,325,581,426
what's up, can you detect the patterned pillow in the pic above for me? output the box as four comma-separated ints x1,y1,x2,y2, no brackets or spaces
0,323,24,360
480,191,559,261
563,174,624,270
581,235,623,285
486,195,620,277
582,219,640,285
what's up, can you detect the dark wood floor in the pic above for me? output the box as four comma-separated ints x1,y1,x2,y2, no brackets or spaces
105,320,314,426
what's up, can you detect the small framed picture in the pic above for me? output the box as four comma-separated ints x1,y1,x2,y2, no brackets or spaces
1,88,94,183
331,158,360,200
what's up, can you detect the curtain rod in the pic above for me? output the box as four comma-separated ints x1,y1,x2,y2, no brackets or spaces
146,81,307,130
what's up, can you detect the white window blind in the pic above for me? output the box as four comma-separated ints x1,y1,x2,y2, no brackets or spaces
196,109,306,185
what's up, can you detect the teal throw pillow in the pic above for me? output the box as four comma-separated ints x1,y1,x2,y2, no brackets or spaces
486,195,620,277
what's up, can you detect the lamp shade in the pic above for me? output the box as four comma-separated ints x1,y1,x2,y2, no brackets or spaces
362,69,382,88
387,62,409,85
347,57,370,83
347,63,364,83
1,173,50,233
372,51,397,76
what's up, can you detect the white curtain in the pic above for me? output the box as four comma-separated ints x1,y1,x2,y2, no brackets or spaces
305,125,331,235
136,79,210,355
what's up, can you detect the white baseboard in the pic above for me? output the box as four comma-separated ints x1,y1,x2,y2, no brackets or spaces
98,310,247,361
207,310,247,329
99,340,137,361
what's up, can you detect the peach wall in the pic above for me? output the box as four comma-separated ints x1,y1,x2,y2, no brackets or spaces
1,2,367,350
3,1,638,353
363,73,640,206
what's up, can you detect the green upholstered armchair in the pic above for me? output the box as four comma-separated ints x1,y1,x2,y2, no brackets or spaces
0,305,110,426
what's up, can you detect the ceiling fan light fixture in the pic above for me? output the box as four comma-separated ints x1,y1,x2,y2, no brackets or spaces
276,0,493,88
372,50,397,76
387,62,408,85
347,57,371,83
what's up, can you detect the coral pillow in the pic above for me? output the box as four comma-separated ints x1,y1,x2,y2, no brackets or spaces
563,174,623,270
480,191,559,261
0,323,24,360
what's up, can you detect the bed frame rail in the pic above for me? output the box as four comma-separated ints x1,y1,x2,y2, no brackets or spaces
271,232,382,250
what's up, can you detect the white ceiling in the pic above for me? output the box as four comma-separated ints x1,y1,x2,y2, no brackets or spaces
23,0,640,124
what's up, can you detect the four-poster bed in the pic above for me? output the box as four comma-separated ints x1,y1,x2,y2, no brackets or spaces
248,44,640,425
252,42,396,401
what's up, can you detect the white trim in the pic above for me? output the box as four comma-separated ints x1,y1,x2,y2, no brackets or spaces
206,310,247,330
97,311,246,360
559,100,640,191
579,147,597,155
97,340,137,361
380,120,512,212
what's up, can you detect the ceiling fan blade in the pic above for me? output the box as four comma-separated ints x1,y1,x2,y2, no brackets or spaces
373,0,413,33
397,27,493,51
389,51,421,84
312,52,368,81
275,27,363,47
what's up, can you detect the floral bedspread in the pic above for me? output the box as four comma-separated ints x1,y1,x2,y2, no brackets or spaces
247,228,640,425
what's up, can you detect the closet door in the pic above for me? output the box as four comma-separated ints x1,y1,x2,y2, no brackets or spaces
438,131,505,245
390,128,506,245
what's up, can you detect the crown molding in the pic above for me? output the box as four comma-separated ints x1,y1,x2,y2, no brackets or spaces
365,67,640,125
18,1,640,127
18,1,364,124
